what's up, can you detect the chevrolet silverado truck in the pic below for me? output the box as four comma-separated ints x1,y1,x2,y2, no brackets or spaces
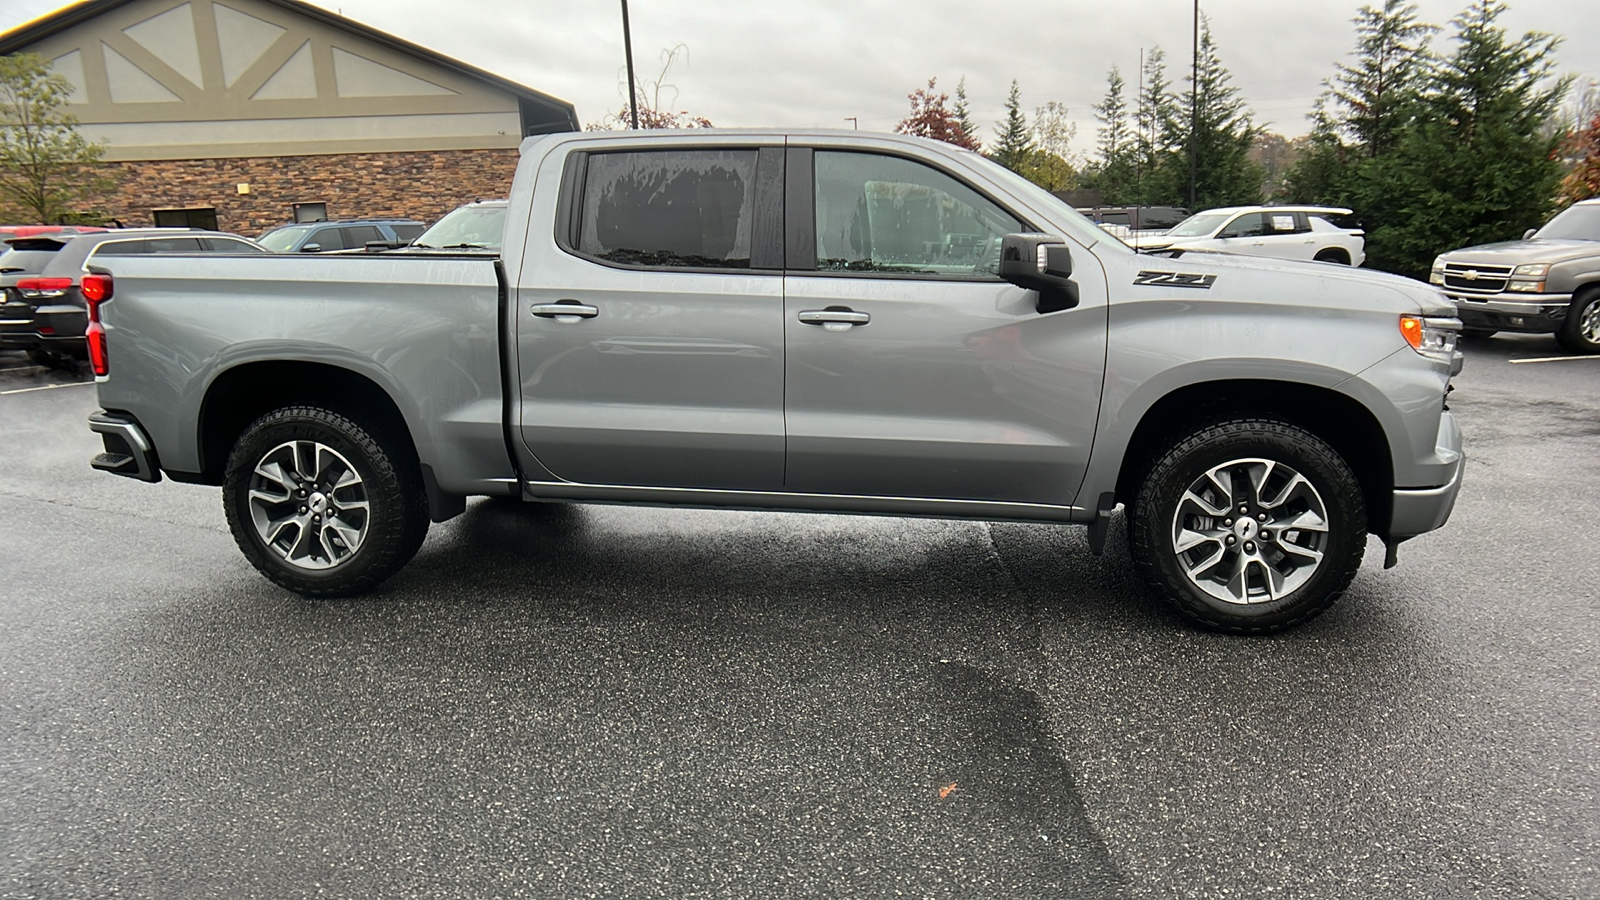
1430,197,1600,352
84,130,1465,633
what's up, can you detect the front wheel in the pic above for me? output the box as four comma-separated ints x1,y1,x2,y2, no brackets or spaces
1555,288,1600,354
1129,418,1367,633
223,406,429,596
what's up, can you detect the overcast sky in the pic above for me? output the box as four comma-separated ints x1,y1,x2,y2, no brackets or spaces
5,0,1595,156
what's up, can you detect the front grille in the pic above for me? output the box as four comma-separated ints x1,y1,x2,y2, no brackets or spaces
1443,263,1512,293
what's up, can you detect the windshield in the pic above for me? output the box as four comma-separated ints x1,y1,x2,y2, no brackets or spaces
258,225,311,252
1535,204,1600,241
1165,213,1232,238
413,204,507,250
954,152,1118,248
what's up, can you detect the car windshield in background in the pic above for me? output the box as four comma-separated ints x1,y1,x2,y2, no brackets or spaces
1534,205,1600,241
1166,213,1232,238
413,205,507,250
257,225,312,252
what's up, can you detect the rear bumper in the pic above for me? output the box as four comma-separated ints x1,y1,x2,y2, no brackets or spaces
88,411,161,483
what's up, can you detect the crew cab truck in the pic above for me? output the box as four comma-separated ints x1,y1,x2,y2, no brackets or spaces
85,130,1465,634
1431,197,1600,353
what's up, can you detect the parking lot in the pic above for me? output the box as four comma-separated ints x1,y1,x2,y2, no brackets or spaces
2,335,1596,899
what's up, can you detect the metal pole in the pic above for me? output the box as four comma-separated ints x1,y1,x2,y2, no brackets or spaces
621,0,640,129
1189,0,1198,209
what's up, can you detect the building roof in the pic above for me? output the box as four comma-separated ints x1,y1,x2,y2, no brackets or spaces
0,0,577,130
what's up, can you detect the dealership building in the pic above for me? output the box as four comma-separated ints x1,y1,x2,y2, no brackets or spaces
0,0,577,232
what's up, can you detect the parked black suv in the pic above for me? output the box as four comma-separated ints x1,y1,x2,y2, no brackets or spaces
1,229,266,365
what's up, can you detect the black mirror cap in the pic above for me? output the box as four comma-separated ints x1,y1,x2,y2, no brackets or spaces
300,243,322,252
998,233,1078,312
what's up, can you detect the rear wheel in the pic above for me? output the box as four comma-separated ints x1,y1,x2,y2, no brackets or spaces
223,406,428,596
1313,248,1351,265
1129,418,1367,633
1555,288,1600,354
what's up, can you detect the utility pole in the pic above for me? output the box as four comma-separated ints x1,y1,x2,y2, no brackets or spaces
620,0,639,129
1189,0,1199,209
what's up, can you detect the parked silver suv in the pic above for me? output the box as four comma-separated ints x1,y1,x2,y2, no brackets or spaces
1431,198,1600,352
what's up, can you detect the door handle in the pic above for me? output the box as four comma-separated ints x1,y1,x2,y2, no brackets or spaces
531,300,599,323
798,308,871,332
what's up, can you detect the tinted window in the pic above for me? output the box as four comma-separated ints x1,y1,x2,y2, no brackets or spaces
1217,213,1267,238
577,149,757,268
306,228,344,251
0,245,64,274
391,224,424,242
91,240,153,256
1265,211,1307,235
147,237,205,253
813,151,1021,276
202,237,266,253
343,225,383,247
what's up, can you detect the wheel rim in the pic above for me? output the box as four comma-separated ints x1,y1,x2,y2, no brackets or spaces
1579,296,1600,343
247,440,370,570
1169,457,1330,605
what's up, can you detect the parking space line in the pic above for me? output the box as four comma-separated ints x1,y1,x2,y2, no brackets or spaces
1508,355,1600,364
0,382,94,395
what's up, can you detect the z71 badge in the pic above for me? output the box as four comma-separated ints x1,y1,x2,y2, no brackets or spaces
1134,270,1217,289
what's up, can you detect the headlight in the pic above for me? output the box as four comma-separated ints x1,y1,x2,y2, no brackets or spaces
1513,263,1550,276
1429,258,1445,285
1399,315,1460,362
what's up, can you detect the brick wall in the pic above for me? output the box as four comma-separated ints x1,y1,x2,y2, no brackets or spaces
83,148,521,235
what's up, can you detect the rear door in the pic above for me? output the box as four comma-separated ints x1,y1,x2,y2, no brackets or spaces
781,147,1108,505
514,141,787,490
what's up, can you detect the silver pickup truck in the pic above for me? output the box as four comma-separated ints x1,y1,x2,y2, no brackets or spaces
85,130,1465,633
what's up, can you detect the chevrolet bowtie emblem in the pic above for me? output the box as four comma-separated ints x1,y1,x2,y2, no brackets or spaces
1464,269,1480,280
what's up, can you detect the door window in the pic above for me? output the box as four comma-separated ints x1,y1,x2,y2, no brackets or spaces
576,149,758,269
1217,213,1268,238
812,151,1021,276
306,228,344,251
342,225,384,247
1266,212,1307,235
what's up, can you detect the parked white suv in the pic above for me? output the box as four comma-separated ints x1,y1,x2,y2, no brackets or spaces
1132,205,1366,266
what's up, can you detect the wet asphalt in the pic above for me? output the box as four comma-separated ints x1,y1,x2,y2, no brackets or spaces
1,335,1596,899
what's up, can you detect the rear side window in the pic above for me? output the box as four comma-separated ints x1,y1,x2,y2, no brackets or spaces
306,228,344,251
147,237,205,252
202,237,267,252
91,240,153,256
342,225,383,247
576,149,758,269
391,224,424,243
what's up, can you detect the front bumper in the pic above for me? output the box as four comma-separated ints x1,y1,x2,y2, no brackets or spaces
1386,411,1464,540
1445,291,1569,333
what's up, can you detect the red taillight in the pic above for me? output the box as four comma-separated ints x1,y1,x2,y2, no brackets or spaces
81,273,112,306
16,277,73,298
81,273,113,375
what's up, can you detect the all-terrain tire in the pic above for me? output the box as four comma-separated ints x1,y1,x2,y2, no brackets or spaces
223,406,428,596
1129,417,1367,634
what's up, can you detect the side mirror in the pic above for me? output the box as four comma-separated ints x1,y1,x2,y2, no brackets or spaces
1523,229,1537,240
300,243,322,252
998,233,1079,313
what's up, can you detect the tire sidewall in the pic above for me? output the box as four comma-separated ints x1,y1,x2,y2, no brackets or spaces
1556,289,1600,354
1133,419,1367,632
223,407,420,596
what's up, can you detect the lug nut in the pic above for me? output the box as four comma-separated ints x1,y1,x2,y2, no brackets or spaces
1239,505,1248,513
1258,513,1268,522
1260,532,1273,542
299,506,307,513
1226,535,1236,545
1244,542,1256,553
1224,518,1233,526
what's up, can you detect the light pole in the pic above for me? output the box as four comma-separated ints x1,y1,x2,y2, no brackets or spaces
620,0,639,129
1189,0,1199,209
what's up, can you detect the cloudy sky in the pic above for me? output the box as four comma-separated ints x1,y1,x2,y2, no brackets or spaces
4,0,1595,155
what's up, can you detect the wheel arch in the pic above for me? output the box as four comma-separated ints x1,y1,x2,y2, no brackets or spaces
1113,379,1394,529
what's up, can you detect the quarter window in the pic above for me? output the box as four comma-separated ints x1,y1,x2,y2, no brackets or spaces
813,151,1021,276
577,149,758,269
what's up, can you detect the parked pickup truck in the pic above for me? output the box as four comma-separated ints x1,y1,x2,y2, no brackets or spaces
1430,197,1600,352
85,130,1465,633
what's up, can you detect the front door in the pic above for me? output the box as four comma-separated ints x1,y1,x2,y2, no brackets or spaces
515,145,787,491
782,149,1108,506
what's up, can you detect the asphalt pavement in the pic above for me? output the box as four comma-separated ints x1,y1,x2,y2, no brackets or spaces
1,336,1596,899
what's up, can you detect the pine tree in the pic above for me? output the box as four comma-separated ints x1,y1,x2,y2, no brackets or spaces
1331,0,1437,156
1361,0,1569,277
1178,16,1264,208
1131,48,1184,206
1089,65,1139,203
989,80,1033,172
952,76,979,149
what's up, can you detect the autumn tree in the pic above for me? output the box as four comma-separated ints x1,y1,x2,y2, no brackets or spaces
1558,109,1600,206
0,53,111,223
895,78,980,150
587,44,713,130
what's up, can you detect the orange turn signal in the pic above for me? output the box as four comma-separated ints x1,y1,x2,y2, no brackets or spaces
1399,315,1424,350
